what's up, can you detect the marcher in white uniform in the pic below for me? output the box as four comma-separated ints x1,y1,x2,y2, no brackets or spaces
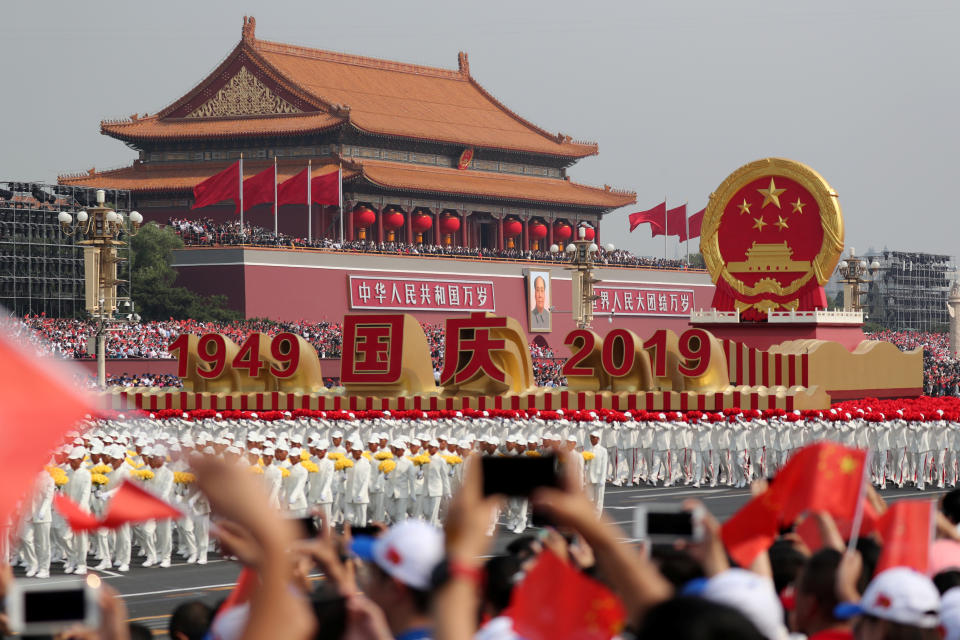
343,446,371,526
285,447,309,517
422,441,450,527
585,431,608,515
308,441,334,523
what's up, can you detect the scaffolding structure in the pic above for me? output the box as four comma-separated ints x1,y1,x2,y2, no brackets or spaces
0,181,132,317
865,251,954,332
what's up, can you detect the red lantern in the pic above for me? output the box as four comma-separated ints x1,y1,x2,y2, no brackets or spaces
554,223,572,241
503,219,522,237
529,222,547,239
582,226,596,241
440,214,461,234
412,213,432,233
383,210,405,230
353,207,376,228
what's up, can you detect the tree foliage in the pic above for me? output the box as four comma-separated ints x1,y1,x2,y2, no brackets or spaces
130,223,242,322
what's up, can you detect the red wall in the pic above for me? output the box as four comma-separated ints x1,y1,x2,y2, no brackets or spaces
174,260,716,350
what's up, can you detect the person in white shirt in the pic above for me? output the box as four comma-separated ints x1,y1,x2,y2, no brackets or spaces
102,446,133,572
143,447,175,568
422,441,450,527
343,445,371,526
366,438,385,523
261,448,282,509
386,442,415,524
285,447,310,517
565,435,586,489
585,431,608,515
26,468,55,578
308,441,334,523
64,447,92,575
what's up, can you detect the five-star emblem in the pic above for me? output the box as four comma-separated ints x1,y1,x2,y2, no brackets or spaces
757,178,786,209
752,216,767,231
775,216,789,231
738,199,752,215
791,198,806,214
840,455,857,474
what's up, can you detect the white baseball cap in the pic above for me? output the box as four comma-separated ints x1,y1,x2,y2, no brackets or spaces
698,569,788,640
941,587,960,640
68,446,86,460
289,447,302,457
350,520,444,590
854,568,940,629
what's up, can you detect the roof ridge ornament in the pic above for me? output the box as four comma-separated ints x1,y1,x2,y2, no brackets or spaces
458,51,470,76
242,16,256,43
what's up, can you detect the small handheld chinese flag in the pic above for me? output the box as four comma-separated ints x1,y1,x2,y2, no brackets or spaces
99,480,183,528
505,550,625,640
875,499,934,574
53,494,100,532
777,442,867,526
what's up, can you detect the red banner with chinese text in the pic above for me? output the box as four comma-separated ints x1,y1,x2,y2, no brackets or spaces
592,286,695,317
348,276,496,312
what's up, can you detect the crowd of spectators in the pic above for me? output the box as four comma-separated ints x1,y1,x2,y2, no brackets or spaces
167,218,690,270
866,329,960,396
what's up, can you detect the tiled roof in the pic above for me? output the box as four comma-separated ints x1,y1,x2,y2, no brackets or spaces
59,158,634,210
58,161,350,194
355,159,635,209
100,112,342,142
100,18,598,159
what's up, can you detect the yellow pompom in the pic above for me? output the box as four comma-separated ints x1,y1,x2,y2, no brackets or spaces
301,461,319,473
133,469,155,481
91,473,109,485
362,451,373,461
280,467,291,478
174,471,196,485
374,451,394,460
524,450,542,457
90,464,112,474
582,451,595,461
327,452,345,461
443,455,463,465
248,465,264,474
335,458,355,471
300,450,310,461
379,460,397,474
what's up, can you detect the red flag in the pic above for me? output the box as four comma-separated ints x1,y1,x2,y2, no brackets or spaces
99,479,182,528
311,168,340,206
505,550,625,640
721,442,866,567
686,208,705,241
192,161,240,211
0,326,96,524
277,167,308,206
721,490,781,567
777,442,867,527
54,494,101,532
242,165,275,213
666,204,687,238
875,499,934,574
628,202,666,235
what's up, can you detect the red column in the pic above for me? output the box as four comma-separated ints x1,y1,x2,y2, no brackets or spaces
461,212,468,248
346,204,354,241
433,210,440,245
376,207,384,244
522,217,529,251
405,209,413,244
547,218,554,250
497,217,504,251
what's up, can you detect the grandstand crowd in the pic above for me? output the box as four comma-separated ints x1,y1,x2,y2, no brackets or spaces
168,217,690,270
21,317,960,394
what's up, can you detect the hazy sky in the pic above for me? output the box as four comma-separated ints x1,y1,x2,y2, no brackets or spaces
2,1,957,260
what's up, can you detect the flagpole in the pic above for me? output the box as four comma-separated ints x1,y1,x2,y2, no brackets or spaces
273,156,278,236
685,201,689,267
338,161,344,244
307,159,312,242
845,450,872,555
239,154,244,244
663,197,667,260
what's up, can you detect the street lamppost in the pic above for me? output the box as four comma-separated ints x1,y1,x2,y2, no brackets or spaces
835,247,880,314
549,226,614,329
58,189,142,388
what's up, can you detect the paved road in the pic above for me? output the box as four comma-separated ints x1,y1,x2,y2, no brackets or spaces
12,484,952,637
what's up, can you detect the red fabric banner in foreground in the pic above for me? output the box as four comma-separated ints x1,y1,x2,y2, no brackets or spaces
0,328,96,525
875,499,933,574
506,550,624,640
55,480,182,532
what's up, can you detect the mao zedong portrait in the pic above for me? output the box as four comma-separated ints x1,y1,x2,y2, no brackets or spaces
530,275,550,330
